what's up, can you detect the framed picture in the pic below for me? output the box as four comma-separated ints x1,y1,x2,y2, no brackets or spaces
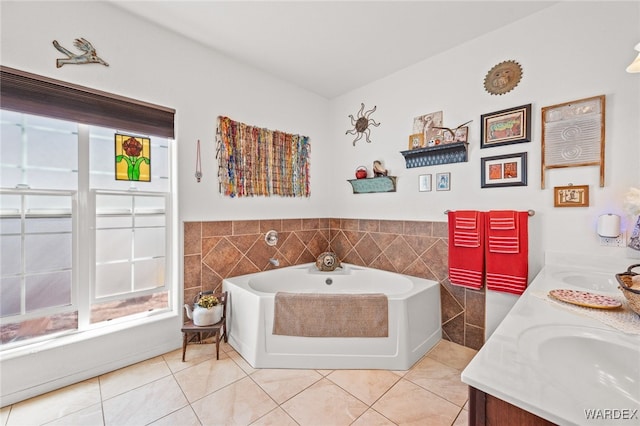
419,174,432,192
480,104,531,149
436,172,450,191
554,185,589,207
480,152,527,188
413,111,444,146
408,133,425,150
443,126,469,144
541,95,605,188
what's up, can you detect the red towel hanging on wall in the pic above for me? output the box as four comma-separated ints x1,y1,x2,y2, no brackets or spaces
448,211,485,290
485,210,529,295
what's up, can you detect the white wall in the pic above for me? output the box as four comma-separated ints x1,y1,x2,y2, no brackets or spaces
328,2,640,335
1,0,639,403
0,1,333,222
0,0,331,405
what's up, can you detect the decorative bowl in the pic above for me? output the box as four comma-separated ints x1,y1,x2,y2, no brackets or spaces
616,264,640,315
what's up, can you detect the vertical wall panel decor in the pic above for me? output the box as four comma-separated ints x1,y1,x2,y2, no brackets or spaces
216,116,311,197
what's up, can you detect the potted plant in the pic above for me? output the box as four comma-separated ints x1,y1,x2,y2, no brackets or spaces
197,295,219,309
184,294,223,326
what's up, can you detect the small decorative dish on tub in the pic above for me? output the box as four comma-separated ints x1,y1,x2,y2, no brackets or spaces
616,264,640,316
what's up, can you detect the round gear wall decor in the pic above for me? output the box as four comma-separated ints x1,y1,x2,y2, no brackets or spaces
484,60,522,95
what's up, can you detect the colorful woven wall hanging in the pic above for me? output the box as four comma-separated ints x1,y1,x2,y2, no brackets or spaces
216,116,311,197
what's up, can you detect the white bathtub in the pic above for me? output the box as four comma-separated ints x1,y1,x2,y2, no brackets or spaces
222,263,441,370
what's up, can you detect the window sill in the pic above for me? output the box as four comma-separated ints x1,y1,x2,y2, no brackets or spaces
0,310,178,361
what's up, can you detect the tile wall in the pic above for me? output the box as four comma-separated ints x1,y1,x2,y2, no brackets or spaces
183,218,484,350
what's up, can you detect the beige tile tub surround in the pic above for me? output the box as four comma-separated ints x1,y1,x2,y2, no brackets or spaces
184,218,485,349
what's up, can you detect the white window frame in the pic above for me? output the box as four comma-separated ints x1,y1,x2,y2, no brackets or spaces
91,190,170,304
0,188,77,323
1,114,176,350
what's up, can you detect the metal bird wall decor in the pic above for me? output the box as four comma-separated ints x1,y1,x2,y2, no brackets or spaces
53,38,109,68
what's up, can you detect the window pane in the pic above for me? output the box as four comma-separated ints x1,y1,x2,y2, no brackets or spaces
0,234,21,276
93,192,167,309
95,262,130,298
135,215,165,227
1,167,22,188
0,109,23,123
25,217,71,233
90,292,167,323
27,127,77,170
0,193,21,214
134,227,164,259
89,126,115,189
25,114,77,133
0,192,74,324
97,194,133,213
0,311,78,344
0,112,78,190
1,216,21,234
25,233,72,273
96,229,131,263
96,215,132,229
135,195,165,211
0,276,21,317
25,271,71,311
134,258,165,291
26,169,78,191
0,117,22,167
26,194,72,213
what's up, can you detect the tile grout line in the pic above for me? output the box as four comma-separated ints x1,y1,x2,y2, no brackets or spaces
7,339,474,426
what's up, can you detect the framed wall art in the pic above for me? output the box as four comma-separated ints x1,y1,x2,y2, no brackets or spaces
413,111,443,146
480,104,531,149
554,185,589,207
419,174,432,192
436,172,450,191
480,152,528,188
409,133,425,150
541,95,605,189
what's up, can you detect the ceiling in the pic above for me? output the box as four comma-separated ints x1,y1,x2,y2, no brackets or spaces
110,1,557,99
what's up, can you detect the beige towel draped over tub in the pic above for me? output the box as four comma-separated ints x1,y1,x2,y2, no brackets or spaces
272,292,388,337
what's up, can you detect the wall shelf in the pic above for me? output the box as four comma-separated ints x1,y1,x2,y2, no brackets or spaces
347,176,397,194
400,142,469,168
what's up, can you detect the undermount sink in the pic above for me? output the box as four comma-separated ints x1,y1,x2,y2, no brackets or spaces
549,270,617,292
518,325,640,406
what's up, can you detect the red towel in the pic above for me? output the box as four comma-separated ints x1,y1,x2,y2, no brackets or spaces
485,211,529,295
448,211,484,290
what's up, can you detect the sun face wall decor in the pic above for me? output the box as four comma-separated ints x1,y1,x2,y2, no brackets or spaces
484,60,523,95
346,103,380,146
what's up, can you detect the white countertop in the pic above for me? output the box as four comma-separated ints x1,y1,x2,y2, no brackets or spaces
461,252,640,426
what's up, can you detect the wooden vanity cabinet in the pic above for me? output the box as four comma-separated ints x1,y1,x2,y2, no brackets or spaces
468,387,557,426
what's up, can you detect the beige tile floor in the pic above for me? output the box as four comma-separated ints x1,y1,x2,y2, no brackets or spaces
0,339,477,426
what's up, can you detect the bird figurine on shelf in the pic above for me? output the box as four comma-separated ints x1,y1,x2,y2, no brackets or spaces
433,120,473,140
373,160,388,177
